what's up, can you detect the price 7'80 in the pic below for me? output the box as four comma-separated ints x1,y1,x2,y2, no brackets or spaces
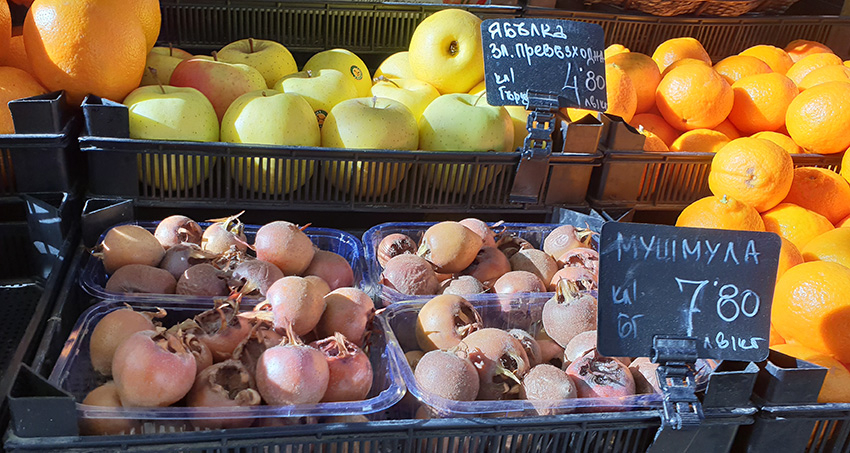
676,278,761,336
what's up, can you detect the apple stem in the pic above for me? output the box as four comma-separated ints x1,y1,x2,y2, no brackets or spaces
262,90,267,97
168,43,174,57
372,96,378,109
473,91,486,107
212,51,219,62
249,38,255,54
148,67,166,95
373,75,400,88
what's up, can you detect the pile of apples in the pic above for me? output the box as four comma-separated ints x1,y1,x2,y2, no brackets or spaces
123,8,529,194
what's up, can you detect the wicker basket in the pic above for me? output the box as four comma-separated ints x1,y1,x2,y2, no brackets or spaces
584,0,800,16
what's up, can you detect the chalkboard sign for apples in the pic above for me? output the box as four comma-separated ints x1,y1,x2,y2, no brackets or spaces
597,222,781,362
481,18,607,110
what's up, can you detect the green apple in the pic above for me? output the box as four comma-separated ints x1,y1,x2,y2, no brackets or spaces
221,89,320,195
419,93,514,194
505,105,530,152
169,57,267,120
303,48,372,98
274,69,357,128
217,38,298,88
140,46,193,86
370,77,440,121
374,51,415,80
322,97,418,197
408,9,485,94
123,85,219,190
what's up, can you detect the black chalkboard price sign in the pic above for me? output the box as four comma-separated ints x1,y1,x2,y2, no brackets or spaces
597,222,781,362
481,18,607,110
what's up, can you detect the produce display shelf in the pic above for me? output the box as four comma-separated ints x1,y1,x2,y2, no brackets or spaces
587,148,844,211
158,1,521,55
81,97,601,215
0,192,79,436
523,8,850,60
0,92,84,196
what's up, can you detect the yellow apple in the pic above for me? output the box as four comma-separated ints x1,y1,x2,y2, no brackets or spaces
370,78,440,120
274,69,358,128
322,97,418,197
217,38,298,88
419,93,514,194
374,51,415,80
303,49,372,98
408,9,485,94
505,105,530,152
221,90,319,195
468,80,487,95
140,46,193,86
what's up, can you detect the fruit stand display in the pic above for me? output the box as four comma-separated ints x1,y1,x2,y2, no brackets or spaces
3,0,850,452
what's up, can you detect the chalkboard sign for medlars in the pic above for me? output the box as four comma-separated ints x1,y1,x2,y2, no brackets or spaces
597,223,781,362
481,18,607,110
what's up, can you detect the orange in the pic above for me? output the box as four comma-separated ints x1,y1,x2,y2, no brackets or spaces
769,323,785,347
838,213,850,228
713,55,773,85
670,129,730,153
0,35,33,76
604,63,637,123
785,53,843,85
761,203,834,250
23,0,147,106
798,65,850,91
739,45,794,74
713,119,741,140
751,131,802,155
728,73,798,135
777,237,804,278
132,0,161,53
802,228,850,269
656,64,733,131
708,137,793,212
0,0,9,61
675,195,765,231
641,130,669,152
563,108,598,122
786,82,850,154
651,37,711,74
782,167,850,224
606,52,661,114
773,260,850,363
604,44,629,60
660,57,710,78
629,112,680,147
771,342,850,403
785,39,835,63
0,66,48,134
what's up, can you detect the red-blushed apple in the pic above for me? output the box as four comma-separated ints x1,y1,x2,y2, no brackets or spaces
370,77,440,121
374,51,415,80
217,38,297,88
408,9,485,94
221,89,320,195
303,48,372,98
169,56,267,120
273,69,357,128
141,46,193,87
321,97,418,197
123,82,218,190
419,93,514,193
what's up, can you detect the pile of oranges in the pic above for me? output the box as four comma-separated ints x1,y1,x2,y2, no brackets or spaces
599,37,850,157
651,38,850,403
0,0,158,133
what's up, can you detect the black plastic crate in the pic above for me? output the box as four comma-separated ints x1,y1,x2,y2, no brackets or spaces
732,350,850,453
80,97,601,214
0,193,79,435
523,8,850,60
586,120,844,211
158,1,521,55
0,92,84,196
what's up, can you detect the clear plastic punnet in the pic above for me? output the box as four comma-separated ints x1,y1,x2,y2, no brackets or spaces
49,299,404,432
363,222,599,306
379,295,716,418
81,221,367,303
